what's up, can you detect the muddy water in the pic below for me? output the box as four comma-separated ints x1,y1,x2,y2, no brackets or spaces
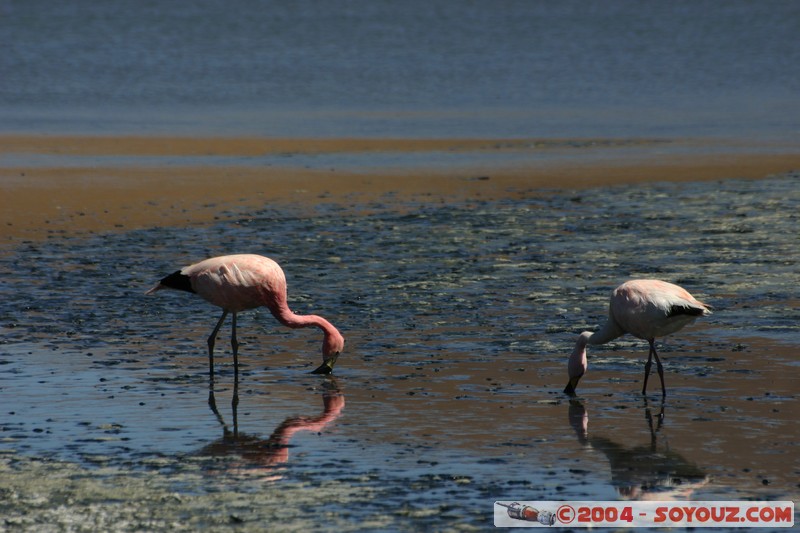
1,175,798,530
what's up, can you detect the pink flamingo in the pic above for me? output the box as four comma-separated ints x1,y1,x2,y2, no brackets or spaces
146,254,345,377
564,279,711,398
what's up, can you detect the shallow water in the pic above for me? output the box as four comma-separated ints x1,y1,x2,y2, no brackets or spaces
1,175,799,530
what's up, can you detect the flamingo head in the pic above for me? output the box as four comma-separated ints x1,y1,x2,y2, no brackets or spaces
311,329,345,375
564,332,591,395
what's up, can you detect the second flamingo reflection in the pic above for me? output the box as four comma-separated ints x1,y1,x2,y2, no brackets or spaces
146,254,345,377
564,279,712,398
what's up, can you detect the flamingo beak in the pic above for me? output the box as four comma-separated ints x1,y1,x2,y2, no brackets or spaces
145,283,163,295
564,376,581,396
310,352,339,375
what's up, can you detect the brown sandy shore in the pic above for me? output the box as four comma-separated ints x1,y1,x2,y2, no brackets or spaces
2,134,799,245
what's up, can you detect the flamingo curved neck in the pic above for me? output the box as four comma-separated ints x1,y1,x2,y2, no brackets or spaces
567,319,625,386
586,318,624,346
264,300,343,371
268,303,336,335
568,336,589,379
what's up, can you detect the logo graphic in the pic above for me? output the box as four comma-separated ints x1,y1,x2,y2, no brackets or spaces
493,501,794,528
495,502,556,526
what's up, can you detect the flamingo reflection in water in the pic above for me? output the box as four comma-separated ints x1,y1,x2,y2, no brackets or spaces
199,378,344,481
568,400,708,500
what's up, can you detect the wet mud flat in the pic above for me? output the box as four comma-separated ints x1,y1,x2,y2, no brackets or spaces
4,134,800,246
1,174,799,530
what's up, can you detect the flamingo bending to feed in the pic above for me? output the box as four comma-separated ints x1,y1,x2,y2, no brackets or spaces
146,254,345,376
564,279,711,398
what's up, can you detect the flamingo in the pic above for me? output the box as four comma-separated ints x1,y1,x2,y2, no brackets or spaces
564,279,711,398
146,254,345,377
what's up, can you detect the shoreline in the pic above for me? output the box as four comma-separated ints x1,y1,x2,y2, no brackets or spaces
2,134,799,245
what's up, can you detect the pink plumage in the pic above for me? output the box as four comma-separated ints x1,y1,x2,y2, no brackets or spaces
147,254,344,377
564,279,711,397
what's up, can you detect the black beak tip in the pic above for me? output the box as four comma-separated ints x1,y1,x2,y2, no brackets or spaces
310,363,334,375
310,353,339,375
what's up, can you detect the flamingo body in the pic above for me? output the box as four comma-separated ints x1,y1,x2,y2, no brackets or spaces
177,255,286,312
564,279,711,397
147,254,344,376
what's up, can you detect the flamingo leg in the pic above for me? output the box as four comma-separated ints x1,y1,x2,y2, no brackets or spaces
231,312,240,410
642,341,655,395
207,309,229,380
231,371,240,434
651,341,667,398
230,312,239,371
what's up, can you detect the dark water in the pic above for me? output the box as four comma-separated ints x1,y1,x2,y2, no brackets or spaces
2,0,799,138
1,175,798,530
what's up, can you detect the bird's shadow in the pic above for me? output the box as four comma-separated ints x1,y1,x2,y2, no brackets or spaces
568,398,709,500
199,376,345,479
